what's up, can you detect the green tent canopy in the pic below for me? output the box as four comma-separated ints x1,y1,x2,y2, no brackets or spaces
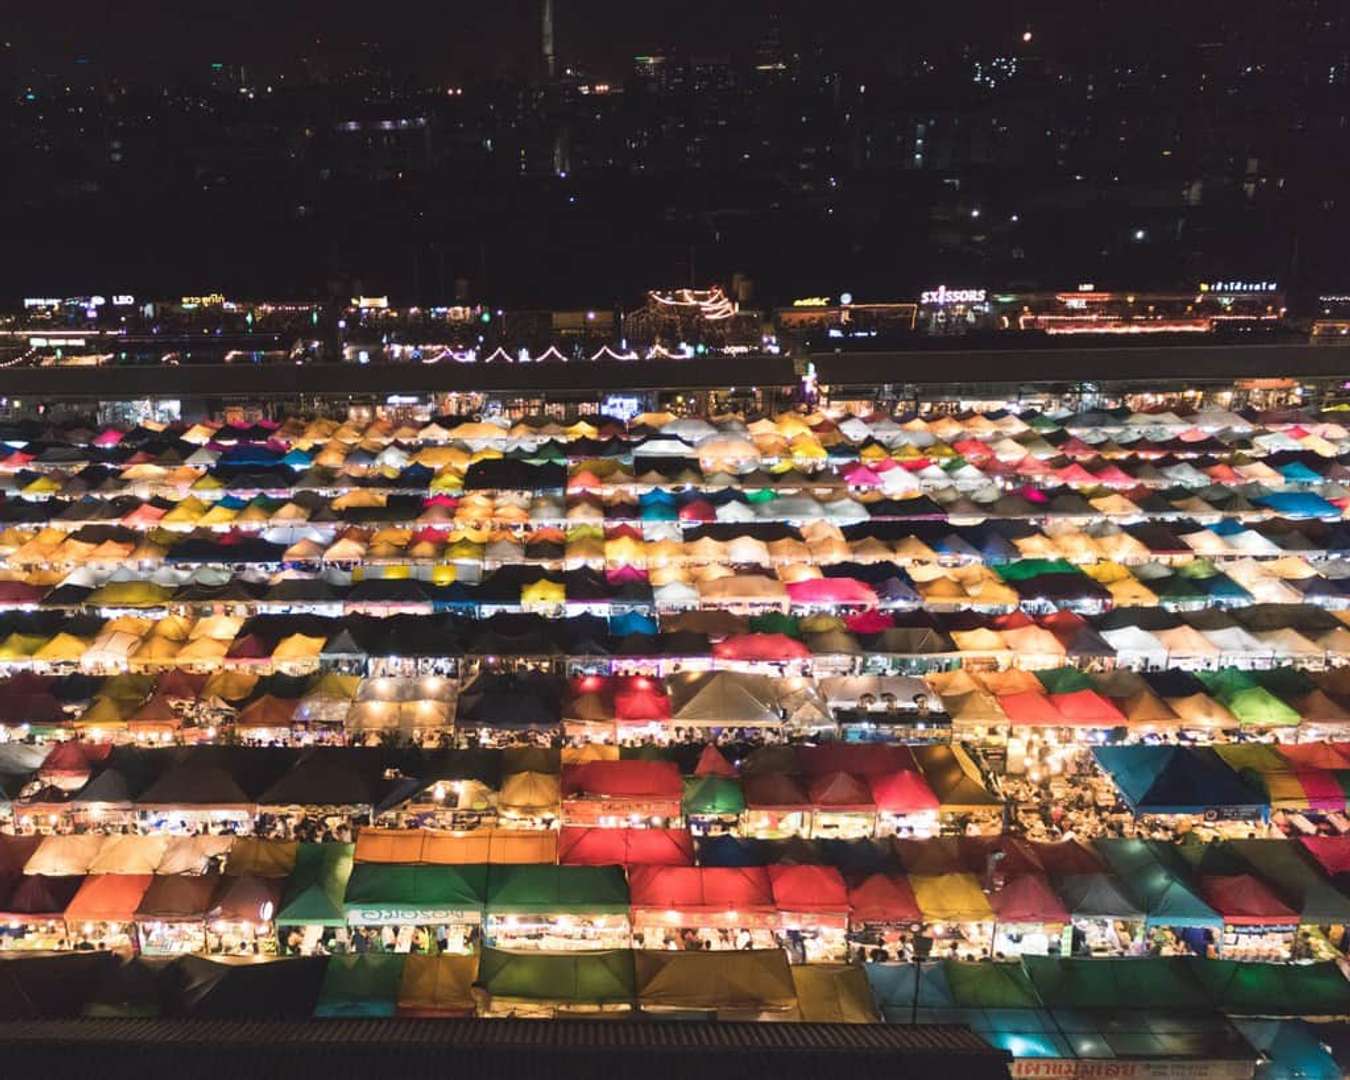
942,960,1041,1010
343,864,488,925
478,948,635,1004
1023,956,1212,1012
1034,667,1095,695
1186,960,1350,1019
748,612,801,639
485,865,629,914
1052,873,1145,921
277,842,354,927
1093,840,1222,928
1225,688,1301,728
314,954,405,1018
996,559,1080,582
682,776,745,816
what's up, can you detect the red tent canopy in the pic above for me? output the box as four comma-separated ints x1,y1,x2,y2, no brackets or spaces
65,874,154,923
1048,690,1127,727
1198,874,1298,926
0,691,64,727
612,676,670,722
1278,744,1350,770
628,865,774,913
868,770,940,813
155,669,208,700
797,742,916,778
844,610,895,635
677,500,716,523
848,873,922,924
1298,836,1350,876
693,744,738,778
606,565,648,585
742,772,811,811
807,771,876,812
0,582,45,604
0,835,41,877
784,578,879,607
767,864,849,914
990,873,1070,924
40,740,112,778
558,827,694,867
225,634,271,660
711,633,812,662
562,760,684,798
997,691,1065,727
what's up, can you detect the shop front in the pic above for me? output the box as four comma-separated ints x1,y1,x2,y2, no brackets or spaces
276,841,355,956
63,873,152,951
484,864,630,951
911,872,997,960
0,872,84,951
628,865,778,951
342,863,487,955
989,873,1071,958
205,873,282,956
768,864,852,962
846,872,924,962
134,873,218,955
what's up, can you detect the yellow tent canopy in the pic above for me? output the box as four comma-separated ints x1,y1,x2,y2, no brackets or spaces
33,632,90,663
635,950,797,1015
790,964,882,1023
498,771,561,813
223,838,298,878
397,953,479,1016
911,873,996,921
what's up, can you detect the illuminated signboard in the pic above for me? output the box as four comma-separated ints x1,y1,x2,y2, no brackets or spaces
1199,281,1278,294
352,295,390,309
791,296,832,307
920,286,987,305
22,298,60,308
180,293,226,308
112,294,135,306
603,395,643,422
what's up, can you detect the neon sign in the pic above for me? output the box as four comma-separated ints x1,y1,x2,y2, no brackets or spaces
920,286,987,305
1199,281,1278,293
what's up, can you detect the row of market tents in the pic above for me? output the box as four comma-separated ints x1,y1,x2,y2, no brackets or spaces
12,542,1350,613
15,825,1350,938
4,405,1349,483
6,949,1350,1071
5,603,1350,678
12,649,1350,745
1,489,1347,553
0,740,995,822
2,403,1339,453
8,518,1350,573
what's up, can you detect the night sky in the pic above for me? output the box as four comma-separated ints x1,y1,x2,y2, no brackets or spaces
5,0,1249,83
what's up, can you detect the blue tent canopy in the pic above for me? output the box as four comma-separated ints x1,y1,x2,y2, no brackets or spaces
1092,746,1268,818
1254,492,1339,520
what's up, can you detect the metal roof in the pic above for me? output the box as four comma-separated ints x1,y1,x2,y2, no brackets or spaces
0,1017,1010,1080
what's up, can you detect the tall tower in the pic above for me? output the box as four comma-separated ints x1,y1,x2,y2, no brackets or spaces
542,0,556,79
